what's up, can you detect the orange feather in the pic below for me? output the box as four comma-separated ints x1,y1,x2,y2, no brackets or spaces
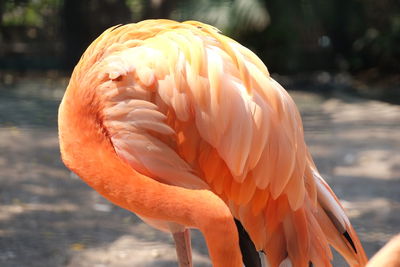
59,19,368,266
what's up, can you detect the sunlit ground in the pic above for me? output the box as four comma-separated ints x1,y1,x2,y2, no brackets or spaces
0,73,399,266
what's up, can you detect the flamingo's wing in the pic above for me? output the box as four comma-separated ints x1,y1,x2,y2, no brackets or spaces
90,21,366,266
82,22,209,191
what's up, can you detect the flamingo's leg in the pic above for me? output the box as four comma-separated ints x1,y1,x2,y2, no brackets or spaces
173,229,193,267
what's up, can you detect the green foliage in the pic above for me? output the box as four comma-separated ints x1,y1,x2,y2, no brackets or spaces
0,0,398,75
171,0,269,35
125,0,145,19
1,0,62,27
239,0,400,73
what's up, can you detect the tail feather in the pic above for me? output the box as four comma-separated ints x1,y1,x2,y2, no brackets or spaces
344,225,368,266
236,167,367,267
282,209,310,267
306,203,333,266
259,170,367,267
314,172,368,266
264,224,288,267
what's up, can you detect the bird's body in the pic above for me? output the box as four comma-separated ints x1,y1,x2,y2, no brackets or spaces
58,19,367,267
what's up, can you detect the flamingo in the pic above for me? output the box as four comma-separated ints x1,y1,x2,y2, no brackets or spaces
58,19,368,267
367,234,400,267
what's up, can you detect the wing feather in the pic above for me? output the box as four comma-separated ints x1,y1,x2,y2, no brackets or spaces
237,174,257,205
99,19,309,234
89,21,366,266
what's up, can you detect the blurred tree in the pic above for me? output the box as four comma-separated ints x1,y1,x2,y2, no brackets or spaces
60,0,269,69
141,0,176,19
171,0,269,35
0,0,398,77
355,0,400,73
237,0,400,74
62,0,132,69
238,0,326,72
0,0,62,69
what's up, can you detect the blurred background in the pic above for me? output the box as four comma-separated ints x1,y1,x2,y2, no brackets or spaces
0,0,399,266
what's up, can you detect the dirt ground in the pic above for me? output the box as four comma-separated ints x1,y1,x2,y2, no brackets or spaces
0,75,399,266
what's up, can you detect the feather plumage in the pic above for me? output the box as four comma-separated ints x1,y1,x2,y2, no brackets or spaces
58,19,367,267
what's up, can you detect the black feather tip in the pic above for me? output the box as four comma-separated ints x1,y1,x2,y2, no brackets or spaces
235,219,262,267
343,231,357,253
